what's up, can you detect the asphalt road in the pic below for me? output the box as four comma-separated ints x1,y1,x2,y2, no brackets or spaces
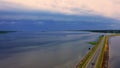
86,37,105,68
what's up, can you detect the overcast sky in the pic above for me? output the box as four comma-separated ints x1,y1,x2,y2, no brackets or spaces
0,0,120,20
0,0,120,31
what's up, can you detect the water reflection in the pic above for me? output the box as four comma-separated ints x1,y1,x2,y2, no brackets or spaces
110,36,120,68
0,31,99,68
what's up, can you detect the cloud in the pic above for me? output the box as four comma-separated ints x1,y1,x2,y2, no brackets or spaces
0,21,17,25
0,0,120,20
108,23,120,29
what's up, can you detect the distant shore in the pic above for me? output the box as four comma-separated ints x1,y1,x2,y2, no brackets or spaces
0,31,16,34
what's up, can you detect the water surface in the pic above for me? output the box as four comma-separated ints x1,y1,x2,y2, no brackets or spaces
109,36,120,68
0,31,100,68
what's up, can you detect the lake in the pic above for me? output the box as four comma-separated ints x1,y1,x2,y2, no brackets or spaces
109,36,120,68
0,31,100,68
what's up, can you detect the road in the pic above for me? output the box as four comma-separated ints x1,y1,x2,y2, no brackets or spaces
85,36,105,68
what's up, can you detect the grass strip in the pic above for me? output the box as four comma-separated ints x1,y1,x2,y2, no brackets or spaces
88,42,97,45
95,36,108,68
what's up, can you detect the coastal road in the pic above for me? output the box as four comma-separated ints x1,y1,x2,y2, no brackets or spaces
85,36,105,68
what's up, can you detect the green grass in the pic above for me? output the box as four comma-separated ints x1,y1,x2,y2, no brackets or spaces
95,36,107,68
88,42,97,45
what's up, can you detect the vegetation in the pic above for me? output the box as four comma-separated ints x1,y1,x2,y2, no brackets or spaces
95,36,109,68
95,38,105,68
0,31,16,34
82,30,120,33
88,42,97,45
68,30,120,33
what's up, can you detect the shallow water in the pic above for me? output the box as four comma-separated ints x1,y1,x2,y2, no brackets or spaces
109,36,120,68
0,31,100,68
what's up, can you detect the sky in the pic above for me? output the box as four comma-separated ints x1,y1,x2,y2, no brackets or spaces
0,0,120,19
0,0,120,31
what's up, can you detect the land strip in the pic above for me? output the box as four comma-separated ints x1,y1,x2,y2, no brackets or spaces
76,35,109,68
76,35,104,68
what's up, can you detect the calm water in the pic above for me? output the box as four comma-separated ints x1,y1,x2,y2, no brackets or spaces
109,36,120,68
0,31,100,68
